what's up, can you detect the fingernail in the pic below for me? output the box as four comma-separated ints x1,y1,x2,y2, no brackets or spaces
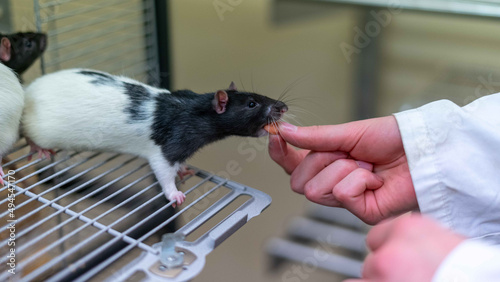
280,122,297,132
355,160,373,171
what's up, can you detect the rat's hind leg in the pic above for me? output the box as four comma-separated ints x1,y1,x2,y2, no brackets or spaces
148,155,185,207
26,138,56,161
177,164,196,181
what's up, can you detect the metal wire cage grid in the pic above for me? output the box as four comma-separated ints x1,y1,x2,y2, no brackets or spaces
33,0,160,85
0,139,271,281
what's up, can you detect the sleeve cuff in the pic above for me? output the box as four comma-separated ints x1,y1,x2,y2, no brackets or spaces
433,240,500,281
393,102,454,227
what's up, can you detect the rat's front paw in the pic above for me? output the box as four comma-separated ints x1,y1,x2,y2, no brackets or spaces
168,190,186,208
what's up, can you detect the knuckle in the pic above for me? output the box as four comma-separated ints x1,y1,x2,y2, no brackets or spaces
303,182,319,201
289,174,303,194
355,168,374,182
316,151,348,167
332,184,349,202
335,159,358,173
357,167,372,177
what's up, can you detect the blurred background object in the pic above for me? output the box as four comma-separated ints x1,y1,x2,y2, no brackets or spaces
2,0,500,281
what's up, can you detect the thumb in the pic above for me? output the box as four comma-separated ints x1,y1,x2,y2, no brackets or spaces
278,122,362,152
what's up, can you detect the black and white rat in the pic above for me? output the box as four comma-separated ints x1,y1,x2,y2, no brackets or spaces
0,64,24,185
22,69,287,205
0,32,47,75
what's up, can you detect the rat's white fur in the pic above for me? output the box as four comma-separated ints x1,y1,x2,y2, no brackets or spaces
0,64,24,159
22,69,185,204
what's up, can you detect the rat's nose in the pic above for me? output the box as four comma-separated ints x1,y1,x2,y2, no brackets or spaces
271,102,288,119
274,101,288,113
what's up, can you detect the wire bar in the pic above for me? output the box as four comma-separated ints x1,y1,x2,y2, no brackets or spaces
0,154,131,235
46,19,143,53
59,176,224,282
0,151,76,206
0,179,162,276
106,56,155,78
46,33,146,67
14,153,119,212
41,0,131,23
2,151,33,167
80,44,148,71
12,160,146,241
45,3,142,37
21,177,184,281
44,33,146,67
10,172,158,259
40,0,82,9
123,66,155,82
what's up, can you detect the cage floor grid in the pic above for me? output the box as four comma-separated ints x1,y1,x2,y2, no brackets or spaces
0,139,271,281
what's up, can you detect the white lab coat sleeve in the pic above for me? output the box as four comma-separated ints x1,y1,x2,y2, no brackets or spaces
432,240,500,282
393,93,500,243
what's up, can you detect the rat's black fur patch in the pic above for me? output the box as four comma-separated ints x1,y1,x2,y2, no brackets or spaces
79,70,117,86
79,70,153,123
150,89,287,164
123,82,152,123
150,90,219,164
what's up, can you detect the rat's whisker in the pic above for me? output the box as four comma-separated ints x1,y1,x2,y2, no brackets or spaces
251,72,256,93
281,97,313,104
290,107,325,123
238,72,246,92
277,73,311,102
272,119,286,154
283,114,305,127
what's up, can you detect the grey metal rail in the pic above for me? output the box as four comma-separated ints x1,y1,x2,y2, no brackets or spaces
311,0,500,18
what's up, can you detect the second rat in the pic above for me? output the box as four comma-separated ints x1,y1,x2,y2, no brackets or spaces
22,69,288,205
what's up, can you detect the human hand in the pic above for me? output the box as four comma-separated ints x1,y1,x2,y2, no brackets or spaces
345,214,465,282
268,117,418,224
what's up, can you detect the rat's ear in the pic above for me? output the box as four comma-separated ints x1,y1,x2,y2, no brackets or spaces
228,81,237,91
0,37,11,62
212,90,228,114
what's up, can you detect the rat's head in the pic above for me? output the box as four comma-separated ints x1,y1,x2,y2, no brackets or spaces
211,82,288,137
0,32,47,74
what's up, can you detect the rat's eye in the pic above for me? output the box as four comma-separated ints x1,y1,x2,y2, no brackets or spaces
248,101,256,108
25,40,32,48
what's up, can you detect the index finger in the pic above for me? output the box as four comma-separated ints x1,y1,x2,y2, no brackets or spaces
278,122,362,152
